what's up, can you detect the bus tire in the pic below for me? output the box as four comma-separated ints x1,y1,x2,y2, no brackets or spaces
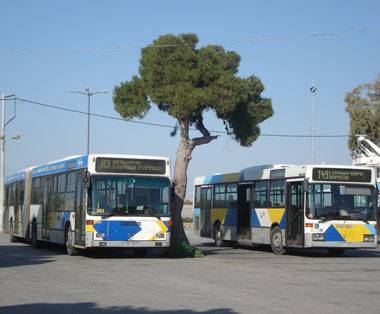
65,225,79,256
31,221,41,248
214,222,225,247
326,248,346,257
9,220,17,243
134,248,148,257
270,226,286,255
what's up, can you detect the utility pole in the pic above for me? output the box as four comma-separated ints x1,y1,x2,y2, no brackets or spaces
310,84,317,165
69,88,108,155
0,94,19,233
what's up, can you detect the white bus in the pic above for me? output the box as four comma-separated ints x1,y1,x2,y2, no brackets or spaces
193,164,377,255
6,154,172,256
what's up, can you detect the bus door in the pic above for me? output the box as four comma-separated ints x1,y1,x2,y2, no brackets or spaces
237,183,252,239
200,186,212,237
74,172,85,246
286,181,304,246
42,177,53,239
14,183,20,234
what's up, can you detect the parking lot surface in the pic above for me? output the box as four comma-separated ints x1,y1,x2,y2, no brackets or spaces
0,233,379,314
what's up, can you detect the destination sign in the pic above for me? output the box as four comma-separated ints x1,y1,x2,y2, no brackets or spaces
312,168,372,183
95,158,166,175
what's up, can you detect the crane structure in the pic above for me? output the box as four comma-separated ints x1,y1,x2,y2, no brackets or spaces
352,135,380,168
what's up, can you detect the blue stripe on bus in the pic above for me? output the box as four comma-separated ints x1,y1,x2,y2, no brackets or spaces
279,212,286,229
32,155,88,177
251,209,261,227
324,225,345,242
5,172,26,184
93,221,142,241
224,207,236,226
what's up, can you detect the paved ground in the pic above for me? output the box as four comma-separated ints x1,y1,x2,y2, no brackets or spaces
0,233,380,314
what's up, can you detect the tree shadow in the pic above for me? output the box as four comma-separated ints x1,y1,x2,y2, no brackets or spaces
0,245,57,268
0,302,238,314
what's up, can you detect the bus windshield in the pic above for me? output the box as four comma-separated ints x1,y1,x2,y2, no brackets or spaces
90,175,170,217
306,183,375,221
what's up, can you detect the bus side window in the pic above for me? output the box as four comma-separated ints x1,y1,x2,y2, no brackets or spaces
194,186,201,208
5,186,9,207
10,184,15,207
254,181,269,208
65,172,76,211
226,184,237,207
214,184,226,207
19,181,25,205
269,179,285,207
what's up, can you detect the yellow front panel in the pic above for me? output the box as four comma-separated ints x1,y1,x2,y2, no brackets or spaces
333,224,371,243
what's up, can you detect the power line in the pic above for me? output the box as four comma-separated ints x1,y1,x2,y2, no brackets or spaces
1,28,379,53
14,97,349,138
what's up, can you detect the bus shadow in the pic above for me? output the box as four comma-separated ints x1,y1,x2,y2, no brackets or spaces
194,241,380,258
82,248,170,259
0,244,58,268
287,248,380,258
0,302,238,314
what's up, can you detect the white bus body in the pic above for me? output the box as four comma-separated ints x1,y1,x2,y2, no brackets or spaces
193,164,377,255
6,154,172,255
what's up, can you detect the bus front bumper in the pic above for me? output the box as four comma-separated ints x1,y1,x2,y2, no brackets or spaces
305,233,377,249
88,239,170,248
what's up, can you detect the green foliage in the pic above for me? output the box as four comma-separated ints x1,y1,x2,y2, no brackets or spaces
113,33,272,146
170,241,204,258
345,75,380,151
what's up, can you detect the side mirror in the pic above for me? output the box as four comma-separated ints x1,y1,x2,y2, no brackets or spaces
82,171,91,188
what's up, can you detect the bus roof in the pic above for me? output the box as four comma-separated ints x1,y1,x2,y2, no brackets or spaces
32,155,88,177
194,164,375,185
27,154,170,178
5,170,27,185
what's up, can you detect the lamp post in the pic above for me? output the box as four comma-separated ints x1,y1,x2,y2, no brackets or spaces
69,88,108,155
0,94,19,233
310,84,317,164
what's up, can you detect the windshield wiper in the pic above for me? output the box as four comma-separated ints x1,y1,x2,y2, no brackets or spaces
343,216,370,224
318,215,342,223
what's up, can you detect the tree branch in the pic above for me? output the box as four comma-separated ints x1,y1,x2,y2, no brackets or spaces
190,114,218,147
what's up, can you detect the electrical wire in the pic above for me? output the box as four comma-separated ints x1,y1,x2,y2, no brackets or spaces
1,28,379,53
14,97,349,138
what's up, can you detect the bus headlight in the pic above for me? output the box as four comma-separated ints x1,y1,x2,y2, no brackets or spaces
363,235,375,242
156,233,165,239
312,233,325,241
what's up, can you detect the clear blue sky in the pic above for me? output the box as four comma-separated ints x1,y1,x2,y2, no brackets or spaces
1,0,380,197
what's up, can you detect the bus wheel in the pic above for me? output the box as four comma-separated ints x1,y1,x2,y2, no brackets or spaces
270,226,286,255
326,248,346,257
9,220,17,243
134,248,148,257
31,221,40,248
65,226,78,256
214,223,224,247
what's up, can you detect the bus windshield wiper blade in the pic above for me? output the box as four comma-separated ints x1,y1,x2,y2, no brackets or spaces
318,216,341,223
352,217,370,224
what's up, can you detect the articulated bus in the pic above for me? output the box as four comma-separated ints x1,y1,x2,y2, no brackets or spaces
6,154,172,256
193,164,377,255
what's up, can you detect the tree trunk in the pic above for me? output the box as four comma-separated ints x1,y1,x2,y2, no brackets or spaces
170,120,193,246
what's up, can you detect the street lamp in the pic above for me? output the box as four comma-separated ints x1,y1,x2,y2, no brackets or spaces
69,88,108,155
310,84,317,164
0,94,19,233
